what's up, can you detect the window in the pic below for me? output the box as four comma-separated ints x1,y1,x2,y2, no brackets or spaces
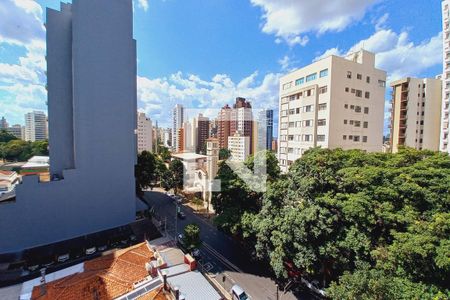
288,122,295,128
289,109,295,115
354,121,361,127
304,120,313,127
350,105,355,109
289,95,296,101
347,71,352,79
356,90,362,97
344,119,348,125
355,106,361,112
281,110,287,117
306,73,317,82
295,77,304,86
319,86,328,94
318,103,327,111
344,104,349,109
353,136,360,142
362,136,368,143
343,135,347,140
364,107,369,114
366,76,371,83
378,80,386,87
345,87,350,92
303,134,313,142
357,74,362,80
295,121,302,128
288,148,294,153
351,88,356,93
317,135,326,142
304,105,313,112
349,135,353,140
318,119,326,126
296,108,301,114
283,82,292,90
306,89,313,97
288,135,294,141
365,91,370,99
363,121,368,128
349,120,354,125
320,69,329,78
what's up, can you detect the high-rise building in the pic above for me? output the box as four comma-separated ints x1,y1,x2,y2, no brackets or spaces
441,1,450,153
6,125,23,140
271,138,278,153
231,97,253,154
0,0,137,254
0,117,8,129
137,112,153,153
172,104,184,152
164,128,172,148
218,104,231,149
257,109,274,151
278,49,386,172
228,131,250,161
182,120,196,152
24,111,47,142
196,114,210,154
177,127,185,152
389,78,442,152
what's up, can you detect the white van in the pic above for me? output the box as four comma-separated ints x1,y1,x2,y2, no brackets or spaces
230,285,249,300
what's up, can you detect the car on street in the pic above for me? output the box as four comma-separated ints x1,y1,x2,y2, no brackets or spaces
85,247,96,255
98,245,108,252
230,285,249,300
191,248,201,260
177,211,186,219
57,253,70,263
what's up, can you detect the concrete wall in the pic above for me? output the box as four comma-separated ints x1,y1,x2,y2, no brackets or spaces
0,0,137,254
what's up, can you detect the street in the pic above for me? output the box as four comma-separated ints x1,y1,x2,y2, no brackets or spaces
144,190,313,300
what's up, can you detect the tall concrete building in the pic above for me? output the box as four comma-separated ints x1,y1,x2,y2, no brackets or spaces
24,111,47,142
441,0,450,153
389,78,442,152
0,116,8,129
137,112,153,153
278,50,386,172
196,114,210,154
182,120,196,152
257,109,274,151
218,104,231,149
172,104,184,152
228,131,250,161
0,0,137,254
6,125,23,140
231,97,253,154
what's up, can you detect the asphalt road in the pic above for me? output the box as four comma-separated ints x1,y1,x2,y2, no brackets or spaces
144,190,313,300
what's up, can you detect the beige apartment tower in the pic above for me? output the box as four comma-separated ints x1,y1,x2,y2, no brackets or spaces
389,78,442,152
278,50,386,172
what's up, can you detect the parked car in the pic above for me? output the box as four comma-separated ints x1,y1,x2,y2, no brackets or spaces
27,264,40,272
130,234,137,242
177,211,186,219
57,254,70,263
98,245,108,252
191,248,201,260
230,285,249,300
85,247,96,255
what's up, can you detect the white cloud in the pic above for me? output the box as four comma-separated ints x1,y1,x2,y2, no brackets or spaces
137,72,281,127
314,29,442,82
250,0,380,46
137,0,149,11
373,13,389,31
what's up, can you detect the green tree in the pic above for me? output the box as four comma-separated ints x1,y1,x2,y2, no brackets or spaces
161,159,184,194
183,223,201,250
159,145,171,161
135,151,158,192
219,148,231,160
0,130,18,143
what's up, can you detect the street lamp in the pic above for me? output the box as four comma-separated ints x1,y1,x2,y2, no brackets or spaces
276,284,279,300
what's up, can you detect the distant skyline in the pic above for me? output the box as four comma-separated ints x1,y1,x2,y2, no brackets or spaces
0,0,443,135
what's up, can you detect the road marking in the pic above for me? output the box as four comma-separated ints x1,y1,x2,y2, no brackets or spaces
203,242,243,273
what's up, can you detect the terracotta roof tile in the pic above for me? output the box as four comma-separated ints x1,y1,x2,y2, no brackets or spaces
31,243,156,300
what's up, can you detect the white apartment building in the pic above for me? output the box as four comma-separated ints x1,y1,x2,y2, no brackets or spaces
228,131,250,162
183,120,197,152
390,78,442,152
441,0,450,153
172,104,184,152
278,50,386,172
137,112,153,153
24,111,47,142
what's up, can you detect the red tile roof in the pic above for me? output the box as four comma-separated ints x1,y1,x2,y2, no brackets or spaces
31,243,157,300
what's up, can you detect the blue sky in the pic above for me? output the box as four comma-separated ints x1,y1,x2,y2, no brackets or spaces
0,0,444,135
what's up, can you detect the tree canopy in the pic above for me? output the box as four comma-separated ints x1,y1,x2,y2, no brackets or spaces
0,138,48,162
212,147,450,298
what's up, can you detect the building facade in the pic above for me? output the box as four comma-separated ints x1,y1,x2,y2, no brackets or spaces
172,104,184,152
24,111,47,142
0,0,137,254
218,104,231,149
196,114,210,154
278,50,386,172
390,78,442,152
6,124,23,140
228,131,250,161
0,117,8,129
230,97,253,154
137,112,153,153
257,109,274,151
441,0,450,153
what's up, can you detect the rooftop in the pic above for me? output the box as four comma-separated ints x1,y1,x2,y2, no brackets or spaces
171,152,207,161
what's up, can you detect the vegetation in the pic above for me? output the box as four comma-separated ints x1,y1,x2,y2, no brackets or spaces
219,148,231,160
0,132,49,162
183,223,201,250
212,148,450,298
158,145,171,161
161,159,184,194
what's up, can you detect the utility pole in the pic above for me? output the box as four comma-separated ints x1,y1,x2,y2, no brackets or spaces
175,202,178,239
276,284,279,300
